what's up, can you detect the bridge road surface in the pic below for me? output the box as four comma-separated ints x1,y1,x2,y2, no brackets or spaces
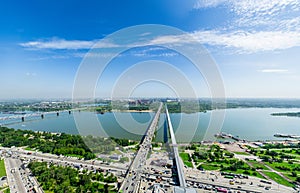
119,102,163,193
165,106,187,188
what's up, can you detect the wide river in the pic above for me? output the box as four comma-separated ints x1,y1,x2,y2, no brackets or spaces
1,108,300,142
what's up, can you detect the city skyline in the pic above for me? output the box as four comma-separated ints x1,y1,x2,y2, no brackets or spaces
1,0,300,99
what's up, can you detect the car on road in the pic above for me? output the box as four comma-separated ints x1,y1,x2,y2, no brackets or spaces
217,187,228,193
205,185,213,190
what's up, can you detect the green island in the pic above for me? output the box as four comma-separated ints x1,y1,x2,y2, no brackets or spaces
271,112,300,117
166,101,213,113
28,161,117,193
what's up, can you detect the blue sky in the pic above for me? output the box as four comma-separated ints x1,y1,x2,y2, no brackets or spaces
1,0,300,99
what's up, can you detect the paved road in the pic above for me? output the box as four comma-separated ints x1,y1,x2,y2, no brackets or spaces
1,146,127,193
5,158,26,193
0,146,127,173
4,157,44,193
120,102,163,193
17,151,127,173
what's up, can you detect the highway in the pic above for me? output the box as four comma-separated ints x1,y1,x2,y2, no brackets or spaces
5,158,27,193
165,106,187,188
1,147,127,193
5,157,44,193
1,146,127,175
119,102,163,193
13,149,127,173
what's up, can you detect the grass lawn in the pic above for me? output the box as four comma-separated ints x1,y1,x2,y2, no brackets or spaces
0,159,6,177
265,161,300,173
283,173,297,182
200,163,220,170
24,147,35,151
179,152,193,168
179,152,191,162
248,160,269,170
263,171,294,187
109,150,122,155
253,171,265,179
184,162,193,168
0,187,10,193
273,149,300,157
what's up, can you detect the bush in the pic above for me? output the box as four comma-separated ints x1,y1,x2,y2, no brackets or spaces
243,170,250,175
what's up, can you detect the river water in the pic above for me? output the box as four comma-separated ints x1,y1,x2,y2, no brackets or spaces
2,108,300,142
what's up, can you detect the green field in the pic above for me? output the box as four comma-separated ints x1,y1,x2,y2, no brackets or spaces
0,159,6,177
265,161,300,174
263,171,294,187
0,187,10,193
199,163,220,170
248,160,269,170
24,147,35,151
179,152,193,168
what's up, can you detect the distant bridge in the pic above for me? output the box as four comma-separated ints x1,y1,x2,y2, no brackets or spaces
0,110,73,125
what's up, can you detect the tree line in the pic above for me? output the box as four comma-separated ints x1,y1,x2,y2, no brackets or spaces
28,161,117,193
0,127,95,159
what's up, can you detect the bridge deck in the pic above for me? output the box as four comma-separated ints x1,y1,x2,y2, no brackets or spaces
165,106,187,188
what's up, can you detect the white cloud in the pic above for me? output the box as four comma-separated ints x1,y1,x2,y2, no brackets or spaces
26,72,37,76
258,69,289,73
139,32,152,37
194,0,299,14
149,30,300,53
196,30,300,52
19,29,300,55
231,0,299,17
194,0,300,29
20,38,118,50
191,0,300,53
278,17,300,31
73,52,116,58
193,0,226,8
132,52,177,57
122,46,178,57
